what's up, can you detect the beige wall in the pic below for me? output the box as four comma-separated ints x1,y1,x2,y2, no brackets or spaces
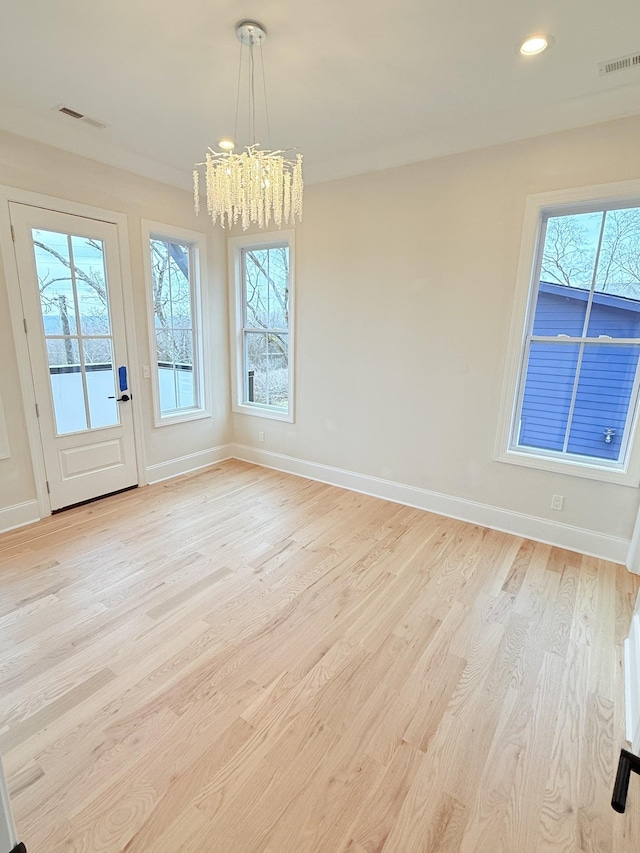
0,129,231,514
2,115,640,545
232,115,640,541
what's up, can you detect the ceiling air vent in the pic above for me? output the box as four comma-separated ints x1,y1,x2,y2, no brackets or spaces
54,104,108,130
598,51,640,78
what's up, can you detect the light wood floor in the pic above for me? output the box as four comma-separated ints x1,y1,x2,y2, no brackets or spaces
2,460,640,852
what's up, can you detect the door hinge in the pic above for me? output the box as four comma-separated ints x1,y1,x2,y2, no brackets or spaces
10,224,15,242
46,480,50,495
35,402,40,418
23,317,27,334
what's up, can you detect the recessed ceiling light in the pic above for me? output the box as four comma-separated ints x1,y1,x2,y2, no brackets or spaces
218,138,235,151
520,34,553,56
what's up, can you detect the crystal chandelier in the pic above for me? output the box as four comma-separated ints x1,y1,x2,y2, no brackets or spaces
194,21,303,230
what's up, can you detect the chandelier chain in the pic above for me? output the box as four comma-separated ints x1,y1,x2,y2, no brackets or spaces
259,41,272,151
233,39,243,145
249,40,256,145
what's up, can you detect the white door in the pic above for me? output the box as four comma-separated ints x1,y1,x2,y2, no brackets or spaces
10,203,138,510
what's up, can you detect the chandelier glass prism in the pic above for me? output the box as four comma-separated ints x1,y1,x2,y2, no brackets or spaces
194,21,303,230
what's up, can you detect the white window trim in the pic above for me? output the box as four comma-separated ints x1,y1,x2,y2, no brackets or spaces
228,230,295,423
495,178,640,487
141,220,210,427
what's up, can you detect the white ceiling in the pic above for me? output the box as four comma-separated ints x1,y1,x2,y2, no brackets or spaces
1,0,639,189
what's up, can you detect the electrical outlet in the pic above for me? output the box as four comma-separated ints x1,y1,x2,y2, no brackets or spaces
143,366,151,379
551,494,564,511
258,431,265,443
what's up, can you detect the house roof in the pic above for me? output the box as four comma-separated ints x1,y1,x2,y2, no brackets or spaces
540,281,640,312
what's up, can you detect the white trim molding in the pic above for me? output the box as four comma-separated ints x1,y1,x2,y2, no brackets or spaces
231,443,630,565
0,448,234,533
495,178,640,487
141,219,211,428
2,437,636,571
0,185,147,515
228,230,296,423
0,499,40,534
145,444,233,484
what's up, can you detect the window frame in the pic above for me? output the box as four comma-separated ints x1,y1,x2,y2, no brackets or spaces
496,179,640,486
228,230,295,423
141,220,209,427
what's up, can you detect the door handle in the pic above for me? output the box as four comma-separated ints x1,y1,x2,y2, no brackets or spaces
108,394,131,402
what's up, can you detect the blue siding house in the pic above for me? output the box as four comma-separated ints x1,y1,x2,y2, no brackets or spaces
519,282,640,462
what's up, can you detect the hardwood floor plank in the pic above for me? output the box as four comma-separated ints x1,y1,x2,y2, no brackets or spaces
0,459,638,851
350,741,424,851
0,667,117,753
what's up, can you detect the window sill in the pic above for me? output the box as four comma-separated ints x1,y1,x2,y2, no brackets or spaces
495,446,640,487
154,407,211,429
233,402,294,423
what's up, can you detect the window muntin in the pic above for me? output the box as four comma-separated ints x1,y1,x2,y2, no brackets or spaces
511,205,640,470
229,232,294,422
142,221,208,426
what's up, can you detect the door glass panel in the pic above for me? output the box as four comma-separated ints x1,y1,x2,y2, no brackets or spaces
70,236,111,334
75,278,110,334
32,227,121,435
34,229,77,335
47,338,87,434
84,339,119,429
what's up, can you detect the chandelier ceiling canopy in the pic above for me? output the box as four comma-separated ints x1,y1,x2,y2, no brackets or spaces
194,21,303,231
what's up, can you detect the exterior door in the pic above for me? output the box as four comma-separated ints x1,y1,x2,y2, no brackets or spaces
10,203,138,510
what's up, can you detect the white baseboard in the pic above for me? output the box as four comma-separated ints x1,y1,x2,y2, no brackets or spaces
0,445,233,534
3,443,633,569
0,499,40,534
230,444,630,566
146,444,233,484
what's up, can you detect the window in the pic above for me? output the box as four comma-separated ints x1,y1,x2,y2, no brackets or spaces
141,221,208,425
228,231,295,422
497,182,640,484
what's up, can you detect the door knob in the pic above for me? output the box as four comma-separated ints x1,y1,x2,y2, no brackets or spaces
108,394,131,402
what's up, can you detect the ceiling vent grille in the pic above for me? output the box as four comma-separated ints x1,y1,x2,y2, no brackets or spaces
54,104,108,130
598,52,640,77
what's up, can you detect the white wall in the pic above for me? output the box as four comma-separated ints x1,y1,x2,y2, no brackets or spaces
0,129,231,519
232,115,640,547
2,115,640,554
